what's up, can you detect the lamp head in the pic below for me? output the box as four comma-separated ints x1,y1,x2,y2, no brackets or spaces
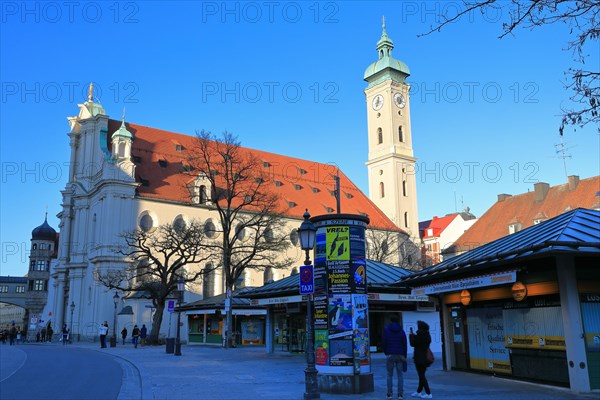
177,277,185,292
113,291,119,304
298,209,316,251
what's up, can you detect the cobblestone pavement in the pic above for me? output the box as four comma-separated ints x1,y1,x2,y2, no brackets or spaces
5,342,599,400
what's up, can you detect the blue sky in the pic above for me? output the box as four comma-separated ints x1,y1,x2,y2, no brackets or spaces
1,1,598,277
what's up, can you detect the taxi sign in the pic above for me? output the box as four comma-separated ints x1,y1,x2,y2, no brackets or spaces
300,265,314,294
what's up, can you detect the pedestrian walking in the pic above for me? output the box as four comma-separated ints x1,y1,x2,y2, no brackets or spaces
47,324,53,342
409,320,433,399
99,321,109,348
132,325,141,348
41,327,46,342
62,324,69,345
121,327,128,345
9,326,16,345
140,324,147,346
383,314,408,400
16,328,22,344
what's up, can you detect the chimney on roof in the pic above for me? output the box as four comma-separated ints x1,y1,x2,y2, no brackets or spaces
534,182,550,202
497,194,512,202
568,175,580,190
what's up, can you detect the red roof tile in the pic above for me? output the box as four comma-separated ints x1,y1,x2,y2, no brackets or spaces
450,175,600,252
107,120,398,230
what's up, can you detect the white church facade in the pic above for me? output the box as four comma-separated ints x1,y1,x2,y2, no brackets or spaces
45,21,420,342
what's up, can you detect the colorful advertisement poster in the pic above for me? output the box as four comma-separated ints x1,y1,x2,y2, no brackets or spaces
315,330,329,366
241,319,264,344
349,226,366,258
314,295,328,330
329,295,353,335
326,226,350,261
352,259,367,293
352,294,368,330
353,328,370,366
329,339,353,366
328,261,352,294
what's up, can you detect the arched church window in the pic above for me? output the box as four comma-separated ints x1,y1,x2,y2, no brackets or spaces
399,126,404,142
264,267,273,284
199,185,208,203
202,265,214,298
377,128,383,144
33,244,37,250
402,180,407,197
140,214,154,232
380,182,385,198
404,212,409,228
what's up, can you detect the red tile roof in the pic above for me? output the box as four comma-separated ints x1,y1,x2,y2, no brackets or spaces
449,175,600,253
420,213,459,239
107,120,398,230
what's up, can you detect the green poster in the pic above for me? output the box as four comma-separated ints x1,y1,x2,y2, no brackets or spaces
326,226,350,261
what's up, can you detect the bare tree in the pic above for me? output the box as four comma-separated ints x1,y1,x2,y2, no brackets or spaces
186,130,293,348
420,0,599,134
95,220,215,343
366,229,422,271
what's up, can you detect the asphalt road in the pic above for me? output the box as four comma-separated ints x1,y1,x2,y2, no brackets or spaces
0,344,123,400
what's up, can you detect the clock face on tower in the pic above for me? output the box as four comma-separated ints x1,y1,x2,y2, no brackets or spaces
393,92,406,108
372,94,384,111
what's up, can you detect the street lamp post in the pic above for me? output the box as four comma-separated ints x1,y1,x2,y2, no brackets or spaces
298,209,320,400
111,292,119,347
69,301,75,344
175,277,184,356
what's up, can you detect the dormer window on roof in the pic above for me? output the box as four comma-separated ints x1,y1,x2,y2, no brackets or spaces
262,161,271,168
324,205,334,213
174,143,183,152
254,177,264,184
140,178,150,187
344,191,354,199
132,155,142,163
275,180,283,187
287,201,297,208
298,168,307,175
294,184,302,190
158,159,167,168
310,186,320,193
508,222,522,234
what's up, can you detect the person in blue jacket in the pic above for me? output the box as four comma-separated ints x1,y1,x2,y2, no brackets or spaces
382,314,408,400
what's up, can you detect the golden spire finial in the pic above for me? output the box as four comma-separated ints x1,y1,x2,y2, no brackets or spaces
87,82,94,102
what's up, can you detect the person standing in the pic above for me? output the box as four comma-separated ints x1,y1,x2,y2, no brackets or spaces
47,324,53,342
41,327,46,342
99,321,109,348
131,325,141,349
121,327,128,345
62,324,69,345
140,324,147,346
382,314,408,400
9,326,16,345
409,320,433,399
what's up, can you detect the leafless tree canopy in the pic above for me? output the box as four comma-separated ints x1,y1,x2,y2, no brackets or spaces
420,0,599,134
95,220,216,343
185,130,293,347
366,229,422,271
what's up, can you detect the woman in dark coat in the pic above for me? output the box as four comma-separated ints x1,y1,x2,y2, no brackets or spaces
409,320,432,398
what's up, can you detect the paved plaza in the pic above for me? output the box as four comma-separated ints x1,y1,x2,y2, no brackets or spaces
3,341,599,400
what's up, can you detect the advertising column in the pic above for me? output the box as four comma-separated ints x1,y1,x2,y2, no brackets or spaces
311,214,373,394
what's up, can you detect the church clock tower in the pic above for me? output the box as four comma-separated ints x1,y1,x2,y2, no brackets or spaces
364,18,419,237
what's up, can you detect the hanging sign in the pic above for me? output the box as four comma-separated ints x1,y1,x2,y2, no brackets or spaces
412,270,517,295
511,282,527,301
300,265,314,295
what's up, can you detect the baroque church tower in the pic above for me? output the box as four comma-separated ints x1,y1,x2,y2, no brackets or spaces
364,18,419,237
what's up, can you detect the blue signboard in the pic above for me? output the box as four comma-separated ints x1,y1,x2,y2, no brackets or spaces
167,300,176,313
300,265,314,294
